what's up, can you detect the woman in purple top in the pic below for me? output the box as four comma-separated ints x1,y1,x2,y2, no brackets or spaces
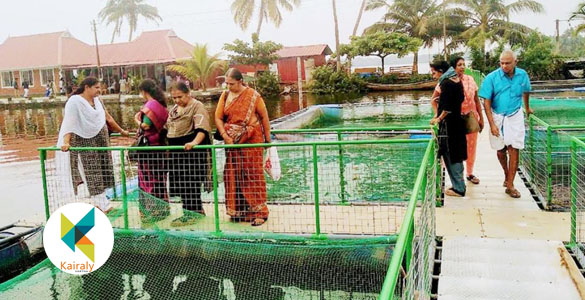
135,79,169,221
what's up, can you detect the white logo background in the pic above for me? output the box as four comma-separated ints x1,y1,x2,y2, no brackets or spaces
43,203,114,275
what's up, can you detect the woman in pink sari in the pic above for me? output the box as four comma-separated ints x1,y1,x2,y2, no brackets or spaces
432,57,484,184
134,79,169,221
215,68,271,226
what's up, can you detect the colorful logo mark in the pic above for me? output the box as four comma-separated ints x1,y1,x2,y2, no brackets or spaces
61,207,95,262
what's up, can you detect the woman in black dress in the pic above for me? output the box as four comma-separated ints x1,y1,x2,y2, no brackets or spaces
430,61,467,197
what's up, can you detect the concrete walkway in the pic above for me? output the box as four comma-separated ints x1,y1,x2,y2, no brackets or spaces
436,122,580,299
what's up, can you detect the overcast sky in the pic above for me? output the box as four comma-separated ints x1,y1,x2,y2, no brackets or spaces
0,0,581,57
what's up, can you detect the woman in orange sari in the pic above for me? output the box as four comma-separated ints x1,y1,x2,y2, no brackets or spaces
215,68,271,226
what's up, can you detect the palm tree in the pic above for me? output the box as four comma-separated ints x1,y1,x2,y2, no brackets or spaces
352,0,368,36
231,0,301,38
570,2,585,35
365,0,443,74
448,0,544,59
166,44,226,92
98,0,162,42
332,0,341,71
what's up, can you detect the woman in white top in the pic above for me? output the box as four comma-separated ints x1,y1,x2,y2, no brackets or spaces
57,77,129,212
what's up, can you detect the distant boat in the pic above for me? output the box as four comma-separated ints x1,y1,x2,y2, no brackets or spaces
575,87,585,92
366,80,437,91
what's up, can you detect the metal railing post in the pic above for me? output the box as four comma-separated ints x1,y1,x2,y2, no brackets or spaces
337,131,347,204
529,116,535,177
546,126,553,207
571,140,578,246
119,150,128,229
312,144,321,237
40,149,50,221
211,148,222,236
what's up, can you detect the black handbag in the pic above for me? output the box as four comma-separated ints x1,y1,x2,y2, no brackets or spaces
213,129,224,141
129,130,149,161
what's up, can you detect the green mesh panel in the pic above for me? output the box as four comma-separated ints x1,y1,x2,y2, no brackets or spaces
0,231,394,299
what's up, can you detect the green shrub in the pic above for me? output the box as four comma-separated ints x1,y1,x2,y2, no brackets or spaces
253,71,281,96
309,66,367,94
407,74,432,83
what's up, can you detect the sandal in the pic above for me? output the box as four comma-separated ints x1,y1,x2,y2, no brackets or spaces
505,188,521,198
466,175,480,185
251,218,266,226
445,188,464,197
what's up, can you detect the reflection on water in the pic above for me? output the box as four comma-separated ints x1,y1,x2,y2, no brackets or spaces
0,91,431,163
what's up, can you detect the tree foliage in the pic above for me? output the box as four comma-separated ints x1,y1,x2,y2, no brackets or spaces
448,0,544,68
98,0,162,42
231,0,300,37
341,31,422,74
223,33,283,66
570,2,585,35
517,32,565,80
166,44,226,91
364,0,439,73
559,29,585,58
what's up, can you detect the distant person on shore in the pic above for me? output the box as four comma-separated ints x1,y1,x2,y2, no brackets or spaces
430,61,467,197
215,68,271,226
479,50,532,198
13,79,18,98
120,77,127,94
134,79,169,223
57,77,129,212
432,57,484,185
22,81,29,98
166,81,213,226
45,81,53,97
65,85,73,99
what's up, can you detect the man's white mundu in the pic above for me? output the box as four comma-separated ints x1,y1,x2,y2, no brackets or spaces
489,109,525,150
55,95,110,211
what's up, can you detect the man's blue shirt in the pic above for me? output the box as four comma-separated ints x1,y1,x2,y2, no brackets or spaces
479,67,531,116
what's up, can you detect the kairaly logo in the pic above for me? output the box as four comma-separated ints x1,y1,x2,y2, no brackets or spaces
43,203,114,275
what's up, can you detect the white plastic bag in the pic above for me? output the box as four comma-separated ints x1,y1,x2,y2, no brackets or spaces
264,147,281,181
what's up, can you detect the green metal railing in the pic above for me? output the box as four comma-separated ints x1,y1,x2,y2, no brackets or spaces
523,114,585,209
464,68,485,87
379,138,437,299
570,137,585,245
39,126,433,236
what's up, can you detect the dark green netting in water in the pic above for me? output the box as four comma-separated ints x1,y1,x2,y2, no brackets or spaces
0,230,394,299
531,98,585,126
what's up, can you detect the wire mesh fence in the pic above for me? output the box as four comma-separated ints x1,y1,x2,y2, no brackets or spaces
40,128,431,237
522,115,585,209
379,139,438,300
569,138,585,270
0,127,440,299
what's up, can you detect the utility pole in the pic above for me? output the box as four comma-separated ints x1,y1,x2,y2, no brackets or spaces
556,19,560,43
92,20,102,81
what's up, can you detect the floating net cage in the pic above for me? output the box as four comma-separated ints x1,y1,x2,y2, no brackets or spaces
522,98,585,210
0,124,439,300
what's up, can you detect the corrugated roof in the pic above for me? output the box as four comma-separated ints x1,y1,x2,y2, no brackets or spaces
276,44,332,58
0,30,193,71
